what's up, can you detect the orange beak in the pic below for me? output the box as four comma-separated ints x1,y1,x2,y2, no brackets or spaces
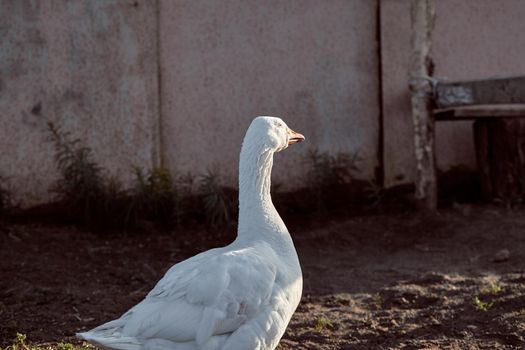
287,128,305,145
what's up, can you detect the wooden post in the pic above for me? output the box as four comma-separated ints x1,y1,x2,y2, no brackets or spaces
409,0,437,211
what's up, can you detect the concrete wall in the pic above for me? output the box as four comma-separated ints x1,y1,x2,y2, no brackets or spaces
1,0,379,205
0,0,159,205
382,0,525,187
3,0,525,204
159,0,379,188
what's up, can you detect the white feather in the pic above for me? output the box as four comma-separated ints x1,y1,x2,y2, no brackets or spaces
77,116,303,350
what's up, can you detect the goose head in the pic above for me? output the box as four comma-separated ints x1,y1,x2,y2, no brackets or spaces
244,116,305,153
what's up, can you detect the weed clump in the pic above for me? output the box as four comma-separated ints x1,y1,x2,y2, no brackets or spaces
199,170,233,229
47,122,120,227
305,149,360,190
46,122,237,231
473,295,494,311
38,124,393,231
4,333,31,350
314,315,334,332
481,281,503,296
473,281,503,311
304,149,362,213
128,167,177,227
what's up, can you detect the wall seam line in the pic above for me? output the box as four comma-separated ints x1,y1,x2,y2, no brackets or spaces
376,0,385,188
154,0,164,168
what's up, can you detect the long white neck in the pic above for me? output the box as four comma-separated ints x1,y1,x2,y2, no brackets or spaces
236,141,287,240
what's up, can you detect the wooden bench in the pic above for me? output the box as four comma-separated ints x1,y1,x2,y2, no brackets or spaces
432,77,525,201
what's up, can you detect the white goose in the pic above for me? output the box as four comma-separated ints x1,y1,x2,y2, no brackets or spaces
78,116,305,350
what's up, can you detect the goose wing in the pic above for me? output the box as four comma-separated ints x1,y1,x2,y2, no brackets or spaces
100,244,279,346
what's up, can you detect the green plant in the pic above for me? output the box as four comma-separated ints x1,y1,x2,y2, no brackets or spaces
481,281,503,296
47,122,110,222
57,343,75,350
314,315,334,332
304,149,361,212
11,333,27,350
470,281,502,312
57,342,94,350
305,149,360,189
473,295,494,311
199,170,232,229
128,166,177,227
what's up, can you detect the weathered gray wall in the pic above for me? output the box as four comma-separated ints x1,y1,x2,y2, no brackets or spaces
2,0,380,205
159,0,379,188
382,0,525,187
0,0,159,205
3,0,525,204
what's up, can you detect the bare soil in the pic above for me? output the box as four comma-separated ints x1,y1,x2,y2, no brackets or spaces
1,205,524,349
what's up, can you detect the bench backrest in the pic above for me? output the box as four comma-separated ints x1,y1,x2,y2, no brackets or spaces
434,76,525,109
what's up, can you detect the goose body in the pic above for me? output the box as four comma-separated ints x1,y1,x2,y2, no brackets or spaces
77,117,305,350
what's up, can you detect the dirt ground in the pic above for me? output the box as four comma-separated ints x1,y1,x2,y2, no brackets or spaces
1,204,524,349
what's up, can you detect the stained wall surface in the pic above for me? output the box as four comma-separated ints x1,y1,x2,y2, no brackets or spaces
0,1,159,205
381,0,525,187
159,0,380,188
3,0,525,204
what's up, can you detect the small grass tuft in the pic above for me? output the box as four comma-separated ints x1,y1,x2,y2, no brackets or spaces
56,343,74,350
473,295,494,311
485,281,503,295
473,281,502,312
11,333,27,350
314,315,334,332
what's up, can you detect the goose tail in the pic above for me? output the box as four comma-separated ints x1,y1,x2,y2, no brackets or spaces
77,330,142,350
77,315,141,350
